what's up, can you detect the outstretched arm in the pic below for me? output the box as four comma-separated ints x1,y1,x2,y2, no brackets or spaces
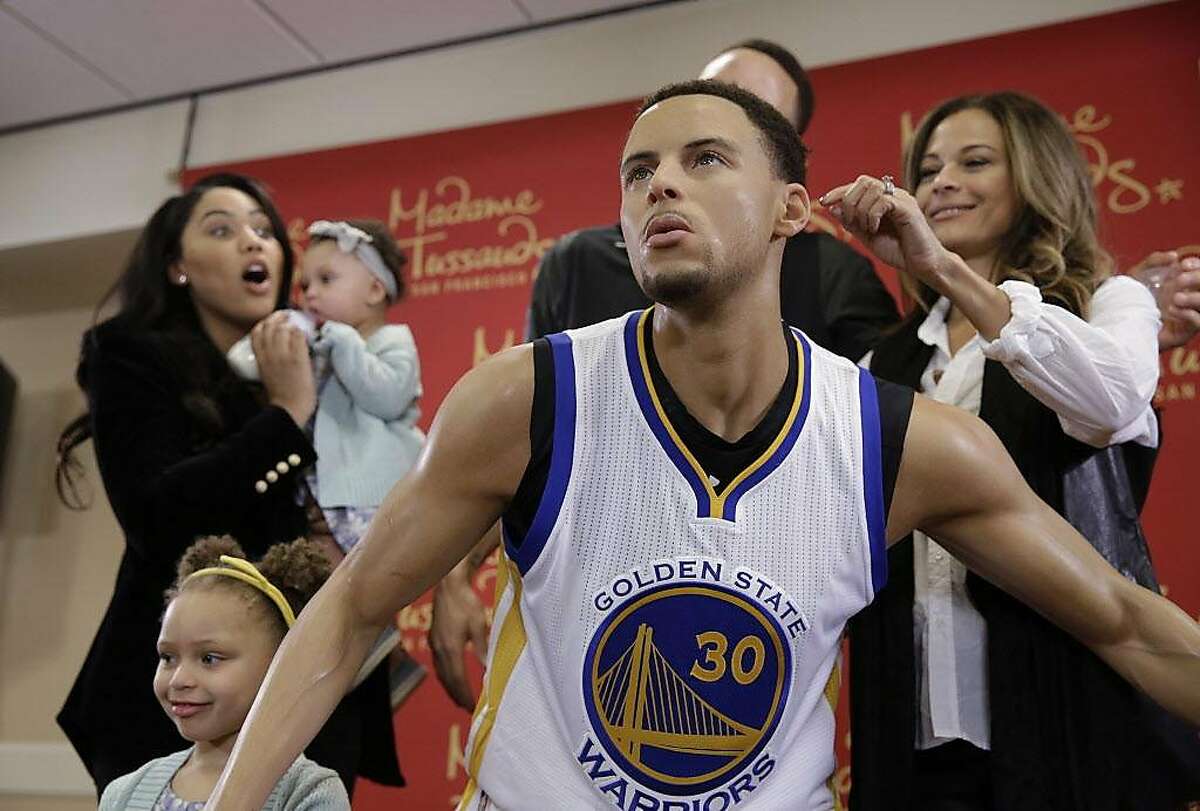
889,396,1200,725
209,346,534,809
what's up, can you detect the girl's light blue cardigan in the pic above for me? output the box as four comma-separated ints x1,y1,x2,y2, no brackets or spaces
98,748,349,810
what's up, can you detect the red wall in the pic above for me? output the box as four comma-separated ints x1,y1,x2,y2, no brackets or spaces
186,3,1200,806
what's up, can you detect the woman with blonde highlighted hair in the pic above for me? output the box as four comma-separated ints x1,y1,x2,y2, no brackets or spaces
897,92,1111,317
821,91,1198,809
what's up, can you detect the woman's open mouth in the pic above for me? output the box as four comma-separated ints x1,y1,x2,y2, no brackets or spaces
242,262,271,293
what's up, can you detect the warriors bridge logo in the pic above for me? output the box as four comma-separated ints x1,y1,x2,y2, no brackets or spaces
581,579,793,807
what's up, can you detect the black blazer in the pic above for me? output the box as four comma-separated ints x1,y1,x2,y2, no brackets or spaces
57,318,402,794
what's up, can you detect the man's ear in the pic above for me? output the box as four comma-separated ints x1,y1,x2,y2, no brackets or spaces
774,183,810,239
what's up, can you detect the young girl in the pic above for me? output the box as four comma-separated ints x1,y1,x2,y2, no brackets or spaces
99,536,349,810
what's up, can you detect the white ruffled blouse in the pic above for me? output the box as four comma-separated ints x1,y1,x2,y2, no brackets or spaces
861,275,1160,750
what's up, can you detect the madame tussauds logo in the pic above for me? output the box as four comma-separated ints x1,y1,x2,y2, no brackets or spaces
389,175,555,296
579,579,793,809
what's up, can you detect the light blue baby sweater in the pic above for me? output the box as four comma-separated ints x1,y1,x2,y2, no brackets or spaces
313,321,425,508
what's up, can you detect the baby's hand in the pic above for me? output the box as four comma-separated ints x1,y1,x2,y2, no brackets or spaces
314,320,359,353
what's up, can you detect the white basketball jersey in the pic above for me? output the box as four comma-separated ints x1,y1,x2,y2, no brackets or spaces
458,310,887,811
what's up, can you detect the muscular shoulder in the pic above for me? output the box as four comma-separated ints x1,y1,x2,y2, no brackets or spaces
888,394,1020,542
909,395,999,464
424,344,534,499
458,343,534,407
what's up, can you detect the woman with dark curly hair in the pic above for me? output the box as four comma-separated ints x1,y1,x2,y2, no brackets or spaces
54,173,402,797
823,92,1197,810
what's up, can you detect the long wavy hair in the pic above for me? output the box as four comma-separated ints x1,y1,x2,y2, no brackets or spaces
902,91,1110,316
55,173,294,508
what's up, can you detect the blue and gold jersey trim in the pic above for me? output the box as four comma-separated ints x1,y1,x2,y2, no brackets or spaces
857,368,887,594
504,331,577,575
623,309,812,522
458,547,528,810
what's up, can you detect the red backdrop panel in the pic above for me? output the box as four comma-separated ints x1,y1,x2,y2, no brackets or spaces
185,2,1199,807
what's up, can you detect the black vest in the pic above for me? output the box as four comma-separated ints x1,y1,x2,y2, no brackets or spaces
848,314,1198,811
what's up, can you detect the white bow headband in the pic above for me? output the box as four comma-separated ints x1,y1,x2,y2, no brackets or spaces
307,220,398,302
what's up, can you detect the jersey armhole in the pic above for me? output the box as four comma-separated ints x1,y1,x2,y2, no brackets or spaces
875,377,913,522
858,369,887,595
859,371,912,590
862,373,915,595
502,333,576,574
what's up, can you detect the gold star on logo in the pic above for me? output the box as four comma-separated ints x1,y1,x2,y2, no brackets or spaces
1155,178,1183,204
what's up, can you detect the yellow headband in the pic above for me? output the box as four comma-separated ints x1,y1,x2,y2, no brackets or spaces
185,554,296,627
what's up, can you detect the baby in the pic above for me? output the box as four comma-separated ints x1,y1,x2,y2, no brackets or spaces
299,219,425,554
227,220,426,704
229,219,424,554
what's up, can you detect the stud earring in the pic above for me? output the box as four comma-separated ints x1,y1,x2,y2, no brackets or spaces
178,274,187,285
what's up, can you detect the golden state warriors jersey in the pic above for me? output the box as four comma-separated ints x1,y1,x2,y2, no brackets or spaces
459,309,887,811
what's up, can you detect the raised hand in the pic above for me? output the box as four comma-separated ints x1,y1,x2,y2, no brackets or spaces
820,174,955,289
251,310,317,427
821,174,1013,340
1132,251,1200,351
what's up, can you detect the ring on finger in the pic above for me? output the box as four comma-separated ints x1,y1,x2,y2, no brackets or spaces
881,175,896,196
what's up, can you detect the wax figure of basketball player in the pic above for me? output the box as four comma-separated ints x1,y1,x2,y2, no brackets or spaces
208,81,1200,810
430,40,898,711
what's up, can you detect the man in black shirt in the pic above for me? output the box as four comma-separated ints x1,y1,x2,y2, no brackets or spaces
524,39,898,360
